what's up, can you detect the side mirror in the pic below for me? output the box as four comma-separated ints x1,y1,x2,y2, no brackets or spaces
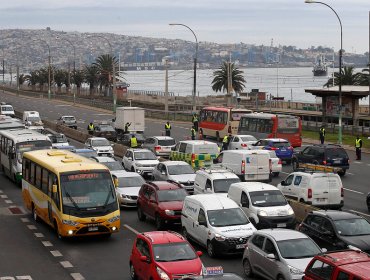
280,181,285,186
323,230,333,236
196,251,203,257
140,255,148,262
205,185,211,190
52,184,58,193
213,159,218,164
199,220,207,227
266,253,276,260
322,248,327,253
241,202,249,208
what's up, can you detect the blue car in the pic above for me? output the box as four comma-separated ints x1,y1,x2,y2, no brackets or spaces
252,138,294,163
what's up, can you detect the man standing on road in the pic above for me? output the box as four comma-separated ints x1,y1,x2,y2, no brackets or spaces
130,134,138,148
355,135,362,160
191,126,196,140
222,134,229,151
192,113,199,132
87,122,94,135
319,126,325,144
165,121,171,136
124,122,131,134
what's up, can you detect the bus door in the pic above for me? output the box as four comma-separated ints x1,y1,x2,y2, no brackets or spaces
47,174,57,223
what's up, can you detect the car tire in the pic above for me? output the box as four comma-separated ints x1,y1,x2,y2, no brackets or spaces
207,240,217,258
338,170,346,177
273,172,279,177
137,207,146,221
243,258,253,277
277,275,285,280
155,214,164,230
292,160,299,171
130,263,138,280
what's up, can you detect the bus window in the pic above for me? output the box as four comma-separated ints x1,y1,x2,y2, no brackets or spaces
49,173,60,209
30,162,36,185
215,112,227,124
41,168,49,194
249,118,258,132
35,165,42,189
23,159,30,181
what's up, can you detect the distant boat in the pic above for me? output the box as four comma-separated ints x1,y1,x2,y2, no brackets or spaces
312,55,328,76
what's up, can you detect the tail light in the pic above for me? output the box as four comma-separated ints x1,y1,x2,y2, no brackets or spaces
278,159,282,165
341,187,344,197
270,147,277,150
191,153,196,164
154,146,161,151
288,146,293,150
307,188,312,199
228,126,232,133
323,160,327,165
241,143,247,148
241,160,245,174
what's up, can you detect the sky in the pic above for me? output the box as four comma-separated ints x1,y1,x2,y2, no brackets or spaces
0,0,369,54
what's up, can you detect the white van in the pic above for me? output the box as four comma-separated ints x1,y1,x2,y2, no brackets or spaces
277,171,344,209
193,168,240,196
214,150,271,182
227,182,296,229
181,194,257,258
0,104,15,117
23,111,44,131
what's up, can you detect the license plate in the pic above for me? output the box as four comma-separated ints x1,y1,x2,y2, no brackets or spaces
236,244,247,249
334,160,341,164
88,226,98,232
316,198,326,202
281,148,286,151
277,223,286,228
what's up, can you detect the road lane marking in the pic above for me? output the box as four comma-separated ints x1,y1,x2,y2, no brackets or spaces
347,172,354,175
281,171,290,175
353,161,362,164
5,200,12,204
348,209,370,218
42,241,53,247
124,224,140,235
50,250,63,257
27,225,37,230
70,273,85,280
34,233,44,238
343,188,364,194
21,218,30,223
55,105,71,107
1,194,8,198
60,261,73,268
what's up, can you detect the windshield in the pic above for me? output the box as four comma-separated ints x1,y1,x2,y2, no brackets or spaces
241,136,257,142
158,139,176,146
334,218,370,236
272,142,291,148
27,116,41,122
277,238,321,259
63,116,76,121
153,242,197,262
102,161,124,171
74,150,98,158
1,106,13,111
249,190,287,207
134,151,157,160
99,125,115,132
50,135,68,143
167,164,194,175
118,176,145,188
277,117,299,134
326,148,348,158
157,189,188,202
207,208,249,227
92,139,110,146
16,140,52,161
60,171,116,209
213,178,241,193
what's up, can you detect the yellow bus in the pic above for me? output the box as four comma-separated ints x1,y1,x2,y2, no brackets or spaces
22,149,120,238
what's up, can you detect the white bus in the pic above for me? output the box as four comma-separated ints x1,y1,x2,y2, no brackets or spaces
0,129,52,184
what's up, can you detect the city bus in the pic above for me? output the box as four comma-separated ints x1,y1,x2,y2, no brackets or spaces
0,129,52,184
22,149,120,238
199,107,252,140
238,113,302,147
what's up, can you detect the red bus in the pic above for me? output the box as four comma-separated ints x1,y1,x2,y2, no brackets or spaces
199,107,252,141
237,113,302,147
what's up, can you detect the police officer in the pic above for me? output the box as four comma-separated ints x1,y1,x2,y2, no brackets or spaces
87,122,94,135
191,126,196,140
222,134,230,151
124,122,131,134
192,113,199,132
355,135,363,160
165,121,171,136
319,126,325,144
130,134,138,148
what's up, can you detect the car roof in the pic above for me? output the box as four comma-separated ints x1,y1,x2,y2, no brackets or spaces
310,144,344,149
186,194,238,210
260,138,289,142
146,181,182,190
231,182,278,192
223,149,270,155
92,156,116,163
151,136,174,140
162,161,191,166
112,170,142,178
257,228,309,241
141,231,186,245
287,171,340,178
197,169,239,179
316,250,370,268
311,210,360,220
89,137,108,140
178,140,217,146
131,148,153,153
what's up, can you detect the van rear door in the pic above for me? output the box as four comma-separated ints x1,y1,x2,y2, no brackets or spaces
327,174,342,206
244,154,258,181
256,153,270,181
311,175,329,205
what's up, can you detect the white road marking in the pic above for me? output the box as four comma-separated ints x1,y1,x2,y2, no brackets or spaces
21,218,30,223
42,241,53,247
343,188,364,195
60,261,73,268
16,277,33,280
348,209,370,218
281,171,290,175
0,190,3,193
347,172,354,175
124,224,140,235
1,194,8,198
70,273,85,280
55,105,71,107
353,161,362,164
27,225,37,230
50,250,63,257
5,200,12,204
34,233,44,238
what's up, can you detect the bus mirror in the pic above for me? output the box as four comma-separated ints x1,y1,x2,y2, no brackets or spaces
52,184,58,193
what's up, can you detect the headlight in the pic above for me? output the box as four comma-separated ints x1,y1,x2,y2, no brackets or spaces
258,210,268,217
287,207,294,215
108,215,120,223
136,163,143,167
156,267,170,280
288,265,303,275
121,194,128,198
92,147,98,151
62,220,79,226
214,233,226,241
165,210,175,216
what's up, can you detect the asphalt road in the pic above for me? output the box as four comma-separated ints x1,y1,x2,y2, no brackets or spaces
1,91,370,279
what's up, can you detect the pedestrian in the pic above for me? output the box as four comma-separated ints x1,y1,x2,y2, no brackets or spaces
130,134,138,148
191,126,196,140
124,122,131,134
165,121,171,137
355,135,362,160
192,113,199,132
319,126,325,144
222,134,229,151
87,122,94,135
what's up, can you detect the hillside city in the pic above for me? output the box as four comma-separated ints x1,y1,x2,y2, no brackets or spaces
0,28,369,73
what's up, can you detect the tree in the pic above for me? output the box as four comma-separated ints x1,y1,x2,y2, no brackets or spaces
84,65,99,96
71,70,84,96
18,74,26,86
54,69,67,93
324,66,362,87
211,61,246,94
25,70,39,91
358,65,369,86
93,54,120,95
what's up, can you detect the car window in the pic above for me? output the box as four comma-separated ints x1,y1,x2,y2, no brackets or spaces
136,238,151,259
241,192,249,206
307,260,334,280
326,148,348,158
264,238,277,256
294,176,302,186
272,142,290,148
232,137,239,142
285,175,294,185
337,271,350,280
179,143,187,153
309,215,324,231
251,235,265,249
198,209,206,224
149,189,156,202
321,219,334,234
302,147,313,155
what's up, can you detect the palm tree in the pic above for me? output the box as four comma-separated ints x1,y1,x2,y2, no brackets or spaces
18,74,26,87
25,70,39,91
358,65,369,86
84,65,99,96
211,61,246,94
71,70,84,96
324,66,362,87
93,54,120,95
54,69,67,93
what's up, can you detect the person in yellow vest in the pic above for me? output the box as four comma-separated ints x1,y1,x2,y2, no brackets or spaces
355,135,362,160
130,134,138,148
222,134,229,151
192,113,199,132
191,126,196,140
319,126,325,144
87,122,94,135
165,121,171,136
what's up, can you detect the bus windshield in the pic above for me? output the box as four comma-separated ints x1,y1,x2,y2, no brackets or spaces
16,140,52,161
277,117,299,134
60,171,116,209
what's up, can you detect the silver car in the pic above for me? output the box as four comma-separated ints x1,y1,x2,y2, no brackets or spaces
141,136,176,157
242,229,322,280
113,170,145,207
228,135,257,150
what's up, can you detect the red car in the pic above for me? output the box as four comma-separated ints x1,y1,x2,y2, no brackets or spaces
137,181,188,230
130,231,203,280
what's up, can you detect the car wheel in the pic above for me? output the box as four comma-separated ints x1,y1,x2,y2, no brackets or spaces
292,160,299,171
243,258,253,277
277,275,285,280
130,263,138,280
313,160,319,165
338,170,346,176
32,205,39,222
155,214,164,230
137,207,146,221
273,172,279,177
207,240,217,258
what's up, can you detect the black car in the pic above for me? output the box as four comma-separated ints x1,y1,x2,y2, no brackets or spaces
119,133,146,147
291,144,349,176
298,210,370,253
93,124,117,142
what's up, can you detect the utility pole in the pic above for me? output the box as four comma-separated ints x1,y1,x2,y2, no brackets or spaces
164,58,169,114
16,47,19,96
2,48,4,93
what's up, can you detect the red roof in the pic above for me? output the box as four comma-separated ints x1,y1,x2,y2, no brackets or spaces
142,231,185,245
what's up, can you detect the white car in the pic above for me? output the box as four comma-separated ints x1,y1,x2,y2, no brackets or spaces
0,104,15,117
90,156,124,172
84,137,114,157
268,150,282,177
152,161,196,194
122,148,159,177
57,115,77,129
112,171,145,207
228,135,257,150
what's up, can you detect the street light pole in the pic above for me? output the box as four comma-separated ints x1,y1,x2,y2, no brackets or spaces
57,36,76,102
305,0,343,144
2,47,4,93
169,23,198,112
